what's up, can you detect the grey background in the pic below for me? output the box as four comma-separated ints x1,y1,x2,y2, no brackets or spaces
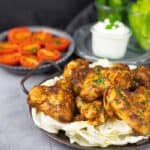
0,68,75,150
0,67,149,150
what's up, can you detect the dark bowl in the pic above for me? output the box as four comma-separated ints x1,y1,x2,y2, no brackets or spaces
21,64,150,150
0,26,75,74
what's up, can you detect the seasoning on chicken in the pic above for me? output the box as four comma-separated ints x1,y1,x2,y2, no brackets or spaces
132,65,150,88
104,86,150,135
76,96,106,126
27,59,150,137
28,79,75,122
63,58,89,79
80,66,133,102
63,58,89,94
80,67,111,102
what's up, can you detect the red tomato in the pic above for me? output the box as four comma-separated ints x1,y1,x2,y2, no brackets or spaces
46,37,70,51
20,55,39,68
37,48,61,62
0,53,20,65
8,27,32,44
0,42,19,54
32,31,52,46
20,41,40,55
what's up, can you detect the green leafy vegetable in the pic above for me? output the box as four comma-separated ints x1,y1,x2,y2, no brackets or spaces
128,0,150,50
96,0,128,22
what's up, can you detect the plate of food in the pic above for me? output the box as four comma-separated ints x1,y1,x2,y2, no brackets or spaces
21,58,150,150
0,26,75,74
74,24,150,65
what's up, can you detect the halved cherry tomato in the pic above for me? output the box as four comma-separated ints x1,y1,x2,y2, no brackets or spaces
32,31,52,46
0,42,19,54
20,55,39,68
37,48,61,61
8,27,32,44
0,53,20,65
20,41,40,55
46,37,70,51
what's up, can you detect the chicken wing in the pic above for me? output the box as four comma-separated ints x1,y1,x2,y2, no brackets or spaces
104,86,150,135
63,59,90,95
28,79,75,122
132,65,150,88
80,66,133,102
63,58,89,79
76,96,106,126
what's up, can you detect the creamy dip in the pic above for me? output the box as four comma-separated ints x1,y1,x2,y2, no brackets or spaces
91,19,131,59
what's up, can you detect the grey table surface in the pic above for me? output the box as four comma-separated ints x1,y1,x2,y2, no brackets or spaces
0,67,149,150
0,68,75,150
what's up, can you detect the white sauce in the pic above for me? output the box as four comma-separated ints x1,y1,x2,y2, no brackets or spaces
92,19,131,38
91,19,131,59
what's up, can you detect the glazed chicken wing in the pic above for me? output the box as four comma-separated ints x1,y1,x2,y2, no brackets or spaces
76,96,106,126
104,86,150,135
28,79,75,122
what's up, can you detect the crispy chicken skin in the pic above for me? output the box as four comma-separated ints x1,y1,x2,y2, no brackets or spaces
28,79,75,122
132,65,150,88
80,67,111,102
70,67,89,94
63,59,89,95
111,63,130,70
104,86,150,135
80,66,133,102
63,58,89,79
76,97,106,126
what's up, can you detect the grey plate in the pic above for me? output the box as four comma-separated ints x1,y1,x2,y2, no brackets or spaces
74,25,150,65
0,26,75,74
23,75,150,150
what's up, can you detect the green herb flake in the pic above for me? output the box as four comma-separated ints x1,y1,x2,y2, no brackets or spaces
94,77,105,85
105,23,113,29
94,66,100,74
29,48,38,53
54,40,61,45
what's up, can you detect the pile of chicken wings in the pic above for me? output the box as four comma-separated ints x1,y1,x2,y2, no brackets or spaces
27,59,150,136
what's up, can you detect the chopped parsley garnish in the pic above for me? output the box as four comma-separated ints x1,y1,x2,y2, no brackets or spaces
54,40,61,45
94,66,100,74
94,77,105,85
105,15,120,30
28,48,38,53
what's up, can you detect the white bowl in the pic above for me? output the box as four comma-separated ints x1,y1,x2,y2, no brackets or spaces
91,23,131,59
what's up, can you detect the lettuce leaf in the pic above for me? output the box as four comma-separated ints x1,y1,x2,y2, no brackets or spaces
128,0,150,50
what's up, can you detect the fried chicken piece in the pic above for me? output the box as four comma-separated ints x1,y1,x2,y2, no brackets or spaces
80,66,133,101
63,58,89,79
104,86,150,135
111,63,130,70
28,79,75,122
101,66,133,89
74,114,86,121
63,59,90,95
76,97,106,126
70,67,89,94
132,65,150,88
